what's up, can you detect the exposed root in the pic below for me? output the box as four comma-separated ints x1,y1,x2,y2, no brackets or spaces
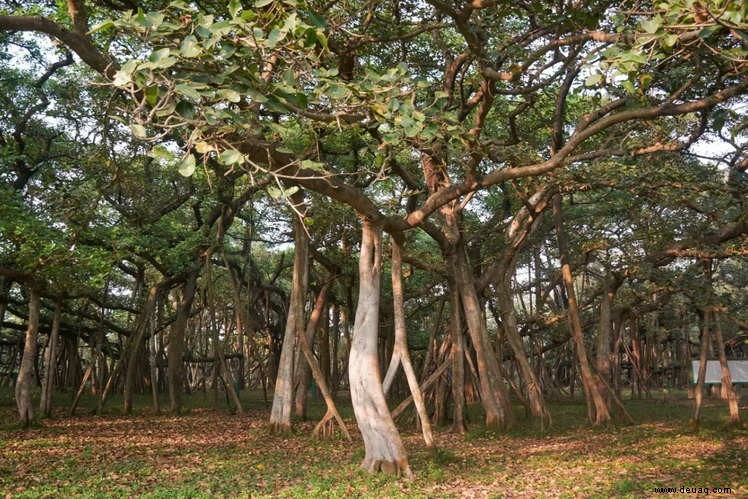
313,408,351,441
361,457,413,479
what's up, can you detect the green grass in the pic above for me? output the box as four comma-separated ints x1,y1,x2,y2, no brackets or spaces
1,386,746,497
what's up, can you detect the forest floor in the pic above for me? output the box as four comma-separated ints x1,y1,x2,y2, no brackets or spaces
0,389,746,498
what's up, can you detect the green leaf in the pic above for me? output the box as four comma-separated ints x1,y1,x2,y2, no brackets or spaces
88,20,114,35
180,36,202,57
176,101,196,119
195,141,215,153
266,29,284,48
178,154,196,176
149,48,171,62
112,60,138,87
149,145,172,160
255,0,273,7
585,73,603,87
640,17,661,34
176,83,202,100
130,124,147,139
301,159,325,170
219,89,241,102
219,149,243,165
228,0,242,17
662,34,679,48
246,89,268,103
145,86,160,106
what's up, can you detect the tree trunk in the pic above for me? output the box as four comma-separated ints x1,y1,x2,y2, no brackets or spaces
349,220,411,476
495,271,550,426
713,311,740,423
269,195,308,432
16,288,40,426
692,310,711,426
39,299,61,417
169,272,197,413
552,194,610,424
391,235,434,448
451,247,514,429
449,285,466,434
124,284,161,414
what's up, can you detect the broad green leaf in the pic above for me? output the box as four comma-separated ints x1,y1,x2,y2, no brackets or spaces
176,83,202,100
219,149,243,165
228,0,242,17
88,20,114,34
130,124,147,139
178,154,196,176
267,29,284,48
149,48,171,62
180,36,202,57
640,17,661,34
145,85,160,106
246,89,268,103
176,101,196,119
585,73,603,87
195,141,215,153
219,89,241,102
301,159,325,171
255,0,273,7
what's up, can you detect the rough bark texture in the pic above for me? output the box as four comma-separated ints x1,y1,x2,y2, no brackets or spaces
713,311,740,423
124,284,160,415
269,197,308,432
16,288,40,426
552,195,611,424
495,271,550,426
40,299,61,416
449,285,466,434
349,221,411,477
692,311,710,425
169,272,197,413
452,247,514,429
391,236,434,449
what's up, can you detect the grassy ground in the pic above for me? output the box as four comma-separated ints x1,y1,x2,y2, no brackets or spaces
0,387,746,497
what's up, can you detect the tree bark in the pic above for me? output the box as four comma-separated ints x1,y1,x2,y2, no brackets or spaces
124,284,161,414
713,311,740,423
451,246,514,429
269,194,309,432
495,271,550,426
552,194,610,424
16,288,40,426
391,235,434,448
349,220,411,476
449,285,466,434
169,272,197,413
692,310,710,426
39,299,61,417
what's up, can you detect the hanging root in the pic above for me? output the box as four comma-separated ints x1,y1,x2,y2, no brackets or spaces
313,408,352,441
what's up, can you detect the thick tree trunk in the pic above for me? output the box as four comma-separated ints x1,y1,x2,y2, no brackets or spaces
449,285,466,434
169,272,197,413
349,221,411,476
596,275,618,406
294,284,326,419
495,270,550,426
391,236,434,448
552,195,610,424
692,310,711,426
713,311,740,423
124,284,161,414
451,247,514,429
16,288,40,426
39,299,61,417
269,196,308,432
